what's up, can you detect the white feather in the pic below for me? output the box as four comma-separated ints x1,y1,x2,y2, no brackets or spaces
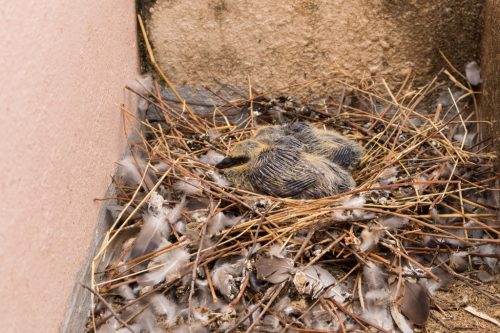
138,243,190,286
118,154,147,189
449,251,468,272
211,258,244,300
465,61,482,85
362,288,394,331
207,170,231,187
333,209,349,221
362,307,394,331
167,196,186,224
96,323,114,333
478,244,499,271
138,98,149,113
131,210,170,258
268,243,287,258
173,323,208,333
135,307,159,332
153,161,169,172
207,212,242,237
148,191,165,213
377,167,398,185
360,227,382,252
117,285,136,301
173,178,203,195
199,150,225,165
150,293,179,324
453,131,477,148
293,265,346,302
352,210,376,220
363,262,385,290
429,207,446,224
390,303,414,333
262,315,281,330
420,268,451,295
116,324,142,333
207,128,222,142
212,263,238,300
342,196,366,209
174,220,186,234
365,288,389,306
192,307,210,322
414,175,429,192
379,216,408,230
127,74,154,96
422,279,442,295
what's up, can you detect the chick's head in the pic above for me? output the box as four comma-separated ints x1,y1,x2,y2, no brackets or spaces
254,125,284,143
215,139,267,170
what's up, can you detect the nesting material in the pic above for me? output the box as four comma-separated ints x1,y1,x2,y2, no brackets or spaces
85,65,498,333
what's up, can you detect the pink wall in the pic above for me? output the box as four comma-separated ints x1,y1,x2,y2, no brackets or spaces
0,2,138,332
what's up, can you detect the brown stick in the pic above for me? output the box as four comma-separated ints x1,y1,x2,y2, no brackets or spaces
80,283,136,333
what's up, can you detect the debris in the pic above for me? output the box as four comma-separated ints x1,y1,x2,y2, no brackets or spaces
464,306,500,328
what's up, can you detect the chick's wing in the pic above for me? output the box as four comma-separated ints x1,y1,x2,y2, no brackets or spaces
248,145,316,198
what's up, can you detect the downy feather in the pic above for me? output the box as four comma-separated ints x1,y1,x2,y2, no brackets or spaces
465,61,481,85
173,178,203,195
118,153,155,191
199,150,225,166
268,243,287,258
127,74,154,96
207,212,241,237
379,216,409,230
167,196,186,224
360,227,382,252
150,293,179,324
131,210,170,258
211,257,245,300
116,285,136,301
363,262,385,290
342,195,366,209
138,243,190,286
207,170,231,188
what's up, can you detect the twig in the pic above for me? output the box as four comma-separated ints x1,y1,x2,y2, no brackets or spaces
80,283,136,333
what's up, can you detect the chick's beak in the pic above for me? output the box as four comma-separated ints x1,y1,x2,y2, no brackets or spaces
215,156,249,169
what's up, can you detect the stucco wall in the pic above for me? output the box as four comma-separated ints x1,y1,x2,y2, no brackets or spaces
147,0,483,97
0,2,138,332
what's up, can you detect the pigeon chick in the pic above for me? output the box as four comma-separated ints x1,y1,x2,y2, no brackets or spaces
215,137,355,199
254,122,364,171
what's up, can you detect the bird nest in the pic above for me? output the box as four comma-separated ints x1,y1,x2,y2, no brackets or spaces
84,65,499,333
84,25,499,333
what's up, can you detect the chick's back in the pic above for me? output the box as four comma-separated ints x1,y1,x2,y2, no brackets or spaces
237,138,355,198
283,122,364,171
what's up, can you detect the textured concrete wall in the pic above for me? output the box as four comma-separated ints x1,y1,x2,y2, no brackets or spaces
479,0,500,170
147,0,483,96
0,1,138,332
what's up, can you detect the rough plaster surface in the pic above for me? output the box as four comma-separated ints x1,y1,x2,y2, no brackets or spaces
148,0,483,96
0,1,138,332
479,0,500,170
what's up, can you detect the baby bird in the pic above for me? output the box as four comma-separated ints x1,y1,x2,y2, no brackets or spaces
215,138,355,199
254,122,364,171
